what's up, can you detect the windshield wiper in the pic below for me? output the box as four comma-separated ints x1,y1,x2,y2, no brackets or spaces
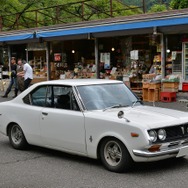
132,99,142,108
103,104,129,111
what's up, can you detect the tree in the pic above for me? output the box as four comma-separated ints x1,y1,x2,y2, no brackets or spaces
148,4,167,12
170,0,188,9
0,0,143,31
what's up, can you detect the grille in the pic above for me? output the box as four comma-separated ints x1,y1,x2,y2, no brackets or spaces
149,123,188,143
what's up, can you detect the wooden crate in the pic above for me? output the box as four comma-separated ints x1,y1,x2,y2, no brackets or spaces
142,88,148,101
162,82,179,88
161,82,179,92
142,82,149,89
149,83,161,89
148,89,160,102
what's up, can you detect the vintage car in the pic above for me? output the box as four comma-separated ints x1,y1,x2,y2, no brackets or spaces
0,79,188,173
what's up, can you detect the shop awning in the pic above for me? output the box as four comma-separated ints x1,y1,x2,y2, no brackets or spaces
36,15,188,40
0,32,34,43
0,8,188,43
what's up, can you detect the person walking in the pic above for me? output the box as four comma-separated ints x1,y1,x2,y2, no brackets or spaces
17,59,33,90
2,57,18,98
16,59,24,92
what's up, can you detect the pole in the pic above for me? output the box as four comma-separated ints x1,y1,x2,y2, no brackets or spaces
161,33,165,79
142,0,146,13
94,38,99,79
46,42,51,80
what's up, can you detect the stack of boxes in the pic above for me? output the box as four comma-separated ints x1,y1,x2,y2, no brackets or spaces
160,81,179,102
142,74,179,102
142,74,161,102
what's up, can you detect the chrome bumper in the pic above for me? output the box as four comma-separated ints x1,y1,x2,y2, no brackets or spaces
133,145,188,158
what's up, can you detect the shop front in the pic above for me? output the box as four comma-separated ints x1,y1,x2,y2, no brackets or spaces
26,42,48,84
0,8,188,97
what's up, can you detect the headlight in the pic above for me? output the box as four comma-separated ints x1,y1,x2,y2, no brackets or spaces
148,130,157,142
158,129,166,141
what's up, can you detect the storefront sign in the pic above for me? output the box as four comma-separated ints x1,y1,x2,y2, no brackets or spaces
54,53,62,62
100,53,110,69
27,42,47,51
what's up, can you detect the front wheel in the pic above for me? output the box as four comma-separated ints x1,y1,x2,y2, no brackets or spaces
100,138,133,173
8,124,28,150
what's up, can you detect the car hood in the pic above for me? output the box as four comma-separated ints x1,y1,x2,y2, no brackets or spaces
89,105,188,129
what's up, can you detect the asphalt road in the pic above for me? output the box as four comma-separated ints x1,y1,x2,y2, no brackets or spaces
1,133,188,188
1,91,188,188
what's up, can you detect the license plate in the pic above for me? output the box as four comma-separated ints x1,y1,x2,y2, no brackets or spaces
176,146,188,158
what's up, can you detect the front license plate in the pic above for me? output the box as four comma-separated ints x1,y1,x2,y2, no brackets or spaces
176,146,188,158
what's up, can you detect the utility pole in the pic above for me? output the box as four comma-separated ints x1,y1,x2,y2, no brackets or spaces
142,0,146,13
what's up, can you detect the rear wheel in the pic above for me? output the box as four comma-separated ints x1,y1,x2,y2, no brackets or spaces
8,124,28,149
100,138,133,173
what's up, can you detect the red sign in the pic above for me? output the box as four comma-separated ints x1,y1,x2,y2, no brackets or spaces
54,53,61,62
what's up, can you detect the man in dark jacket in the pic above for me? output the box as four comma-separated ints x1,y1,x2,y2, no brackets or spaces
2,57,18,98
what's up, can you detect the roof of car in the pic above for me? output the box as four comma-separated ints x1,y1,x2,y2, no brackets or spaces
36,79,123,86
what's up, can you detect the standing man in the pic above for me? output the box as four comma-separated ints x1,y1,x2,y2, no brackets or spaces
2,57,18,98
17,59,33,90
16,58,24,92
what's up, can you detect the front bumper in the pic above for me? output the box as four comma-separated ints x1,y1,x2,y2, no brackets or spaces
133,141,188,158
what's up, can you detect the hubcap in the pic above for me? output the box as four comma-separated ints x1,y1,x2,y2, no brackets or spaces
11,126,22,145
104,141,122,166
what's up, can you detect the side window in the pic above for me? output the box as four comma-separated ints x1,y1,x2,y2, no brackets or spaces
23,86,53,107
54,86,80,111
22,84,80,111
31,86,48,107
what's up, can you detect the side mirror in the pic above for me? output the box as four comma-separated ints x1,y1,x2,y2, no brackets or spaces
117,110,130,122
117,111,124,119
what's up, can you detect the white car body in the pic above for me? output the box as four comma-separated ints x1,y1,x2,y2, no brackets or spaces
0,79,188,172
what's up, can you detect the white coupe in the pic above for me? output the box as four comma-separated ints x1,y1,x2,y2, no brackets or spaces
0,79,188,173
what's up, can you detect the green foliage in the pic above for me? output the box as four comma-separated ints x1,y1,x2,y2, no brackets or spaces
1,0,186,31
0,0,144,30
121,0,171,12
148,4,167,12
170,0,188,9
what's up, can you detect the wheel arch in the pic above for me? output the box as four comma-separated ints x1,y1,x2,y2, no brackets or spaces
6,122,18,136
96,135,129,160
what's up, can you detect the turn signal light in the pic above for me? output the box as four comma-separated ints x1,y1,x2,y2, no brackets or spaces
131,132,139,137
148,144,161,152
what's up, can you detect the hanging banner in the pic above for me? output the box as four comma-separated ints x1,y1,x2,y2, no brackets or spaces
100,52,110,69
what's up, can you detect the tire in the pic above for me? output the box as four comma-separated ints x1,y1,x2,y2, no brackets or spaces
8,124,28,150
100,138,133,173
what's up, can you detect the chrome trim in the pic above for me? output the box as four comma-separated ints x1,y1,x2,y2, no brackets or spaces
133,147,179,157
133,140,188,158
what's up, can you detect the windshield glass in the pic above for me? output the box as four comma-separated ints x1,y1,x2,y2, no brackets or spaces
77,83,140,110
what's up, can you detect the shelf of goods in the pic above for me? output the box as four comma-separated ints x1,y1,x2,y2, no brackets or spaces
31,77,47,84
0,79,10,91
183,43,188,80
130,80,142,99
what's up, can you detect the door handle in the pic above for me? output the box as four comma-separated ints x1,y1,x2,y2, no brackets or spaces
42,112,48,116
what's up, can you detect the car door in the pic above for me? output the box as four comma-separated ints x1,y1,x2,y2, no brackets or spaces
39,85,86,154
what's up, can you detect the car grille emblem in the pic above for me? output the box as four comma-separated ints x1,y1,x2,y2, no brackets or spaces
89,136,93,142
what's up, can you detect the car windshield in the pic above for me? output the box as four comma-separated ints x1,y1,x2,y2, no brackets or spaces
77,83,140,110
